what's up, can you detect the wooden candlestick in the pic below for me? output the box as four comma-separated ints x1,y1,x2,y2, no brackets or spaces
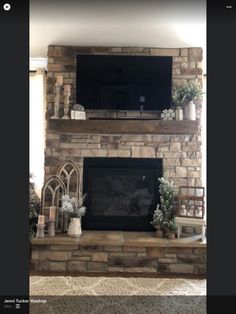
51,83,61,119
36,224,45,238
49,206,57,220
48,220,56,237
62,85,71,119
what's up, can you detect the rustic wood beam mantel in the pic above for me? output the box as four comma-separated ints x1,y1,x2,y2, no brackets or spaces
48,119,198,135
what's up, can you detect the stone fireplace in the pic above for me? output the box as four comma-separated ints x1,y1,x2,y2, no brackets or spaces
30,45,206,275
45,45,203,227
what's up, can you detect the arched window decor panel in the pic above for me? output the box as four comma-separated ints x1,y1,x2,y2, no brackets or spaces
41,175,66,233
56,160,81,199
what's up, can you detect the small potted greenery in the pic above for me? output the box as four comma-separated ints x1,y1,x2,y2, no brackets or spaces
171,80,204,120
61,194,86,237
151,177,177,239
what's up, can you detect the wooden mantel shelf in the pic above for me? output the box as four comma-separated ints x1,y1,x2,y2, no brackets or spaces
48,119,198,135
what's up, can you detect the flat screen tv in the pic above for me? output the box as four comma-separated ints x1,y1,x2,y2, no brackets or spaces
76,54,172,111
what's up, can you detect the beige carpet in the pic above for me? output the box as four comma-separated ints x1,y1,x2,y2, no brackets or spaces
30,276,206,314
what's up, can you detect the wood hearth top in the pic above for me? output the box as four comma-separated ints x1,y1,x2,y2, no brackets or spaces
32,231,206,248
48,119,198,135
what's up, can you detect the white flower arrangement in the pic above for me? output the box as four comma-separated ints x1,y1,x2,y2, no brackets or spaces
61,194,86,218
161,109,175,120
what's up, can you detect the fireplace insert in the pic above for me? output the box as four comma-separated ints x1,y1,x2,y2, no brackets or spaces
82,157,163,231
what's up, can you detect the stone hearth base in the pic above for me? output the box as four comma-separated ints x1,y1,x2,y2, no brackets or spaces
31,231,206,276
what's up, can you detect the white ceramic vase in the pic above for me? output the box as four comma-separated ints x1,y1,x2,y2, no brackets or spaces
186,101,196,120
67,217,82,237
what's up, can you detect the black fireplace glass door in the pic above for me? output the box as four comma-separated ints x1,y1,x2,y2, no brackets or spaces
83,158,162,231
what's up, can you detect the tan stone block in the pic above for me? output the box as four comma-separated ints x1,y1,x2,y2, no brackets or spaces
87,262,108,272
136,253,147,257
157,146,169,152
164,152,182,158
181,159,201,166
104,246,122,252
173,68,181,75
197,62,203,69
108,267,124,272
123,246,146,252
170,264,194,274
150,48,179,56
80,149,107,157
73,251,92,257
188,171,201,178
49,262,66,272
164,159,180,166
72,256,91,261
165,254,177,258
169,142,181,152
109,252,136,257
173,57,188,62
37,262,50,271
146,248,163,258
131,146,155,158
181,62,189,68
175,167,187,177
156,153,164,158
47,251,72,261
189,48,203,61
111,47,122,53
181,49,188,57
190,62,196,69
47,64,63,72
123,267,157,273
31,251,40,260
107,149,131,157
67,261,87,271
158,258,177,264
92,252,108,262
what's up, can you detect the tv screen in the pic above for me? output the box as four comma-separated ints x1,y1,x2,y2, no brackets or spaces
76,54,172,111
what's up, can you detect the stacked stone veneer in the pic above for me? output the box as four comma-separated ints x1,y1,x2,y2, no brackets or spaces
31,244,206,275
45,45,203,190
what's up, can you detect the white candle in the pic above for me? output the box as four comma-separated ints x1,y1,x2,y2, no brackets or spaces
38,215,45,225
49,206,57,220
64,84,71,93
56,75,63,86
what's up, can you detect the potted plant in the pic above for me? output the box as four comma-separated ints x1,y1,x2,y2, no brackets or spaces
171,85,189,120
151,177,177,239
60,194,86,237
171,80,204,120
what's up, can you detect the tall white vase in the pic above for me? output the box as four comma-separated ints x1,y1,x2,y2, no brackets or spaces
175,106,183,120
186,101,196,120
67,217,82,237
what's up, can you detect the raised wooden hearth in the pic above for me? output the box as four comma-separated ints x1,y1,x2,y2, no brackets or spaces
48,119,198,135
31,231,206,275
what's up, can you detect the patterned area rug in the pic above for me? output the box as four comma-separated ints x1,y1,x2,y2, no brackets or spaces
30,276,206,314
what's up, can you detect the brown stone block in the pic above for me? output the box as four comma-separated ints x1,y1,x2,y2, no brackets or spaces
73,251,92,257
158,258,177,264
165,254,177,259
47,49,64,58
67,261,87,272
31,251,40,260
165,248,193,254
109,252,137,257
188,48,203,61
87,262,108,272
72,256,91,261
45,156,61,167
195,265,206,275
108,257,157,268
50,245,79,251
37,262,50,271
92,252,108,262
158,263,170,273
178,254,203,264
123,267,157,273
104,246,122,252
79,245,104,252
49,262,67,272
194,248,207,255
47,64,63,72
146,247,163,258
169,264,195,274
122,246,146,252
64,65,76,72
181,68,202,75
108,267,124,272
42,251,72,261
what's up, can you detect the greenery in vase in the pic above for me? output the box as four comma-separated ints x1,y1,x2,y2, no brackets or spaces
29,175,40,240
151,177,177,235
61,194,87,218
171,80,204,108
